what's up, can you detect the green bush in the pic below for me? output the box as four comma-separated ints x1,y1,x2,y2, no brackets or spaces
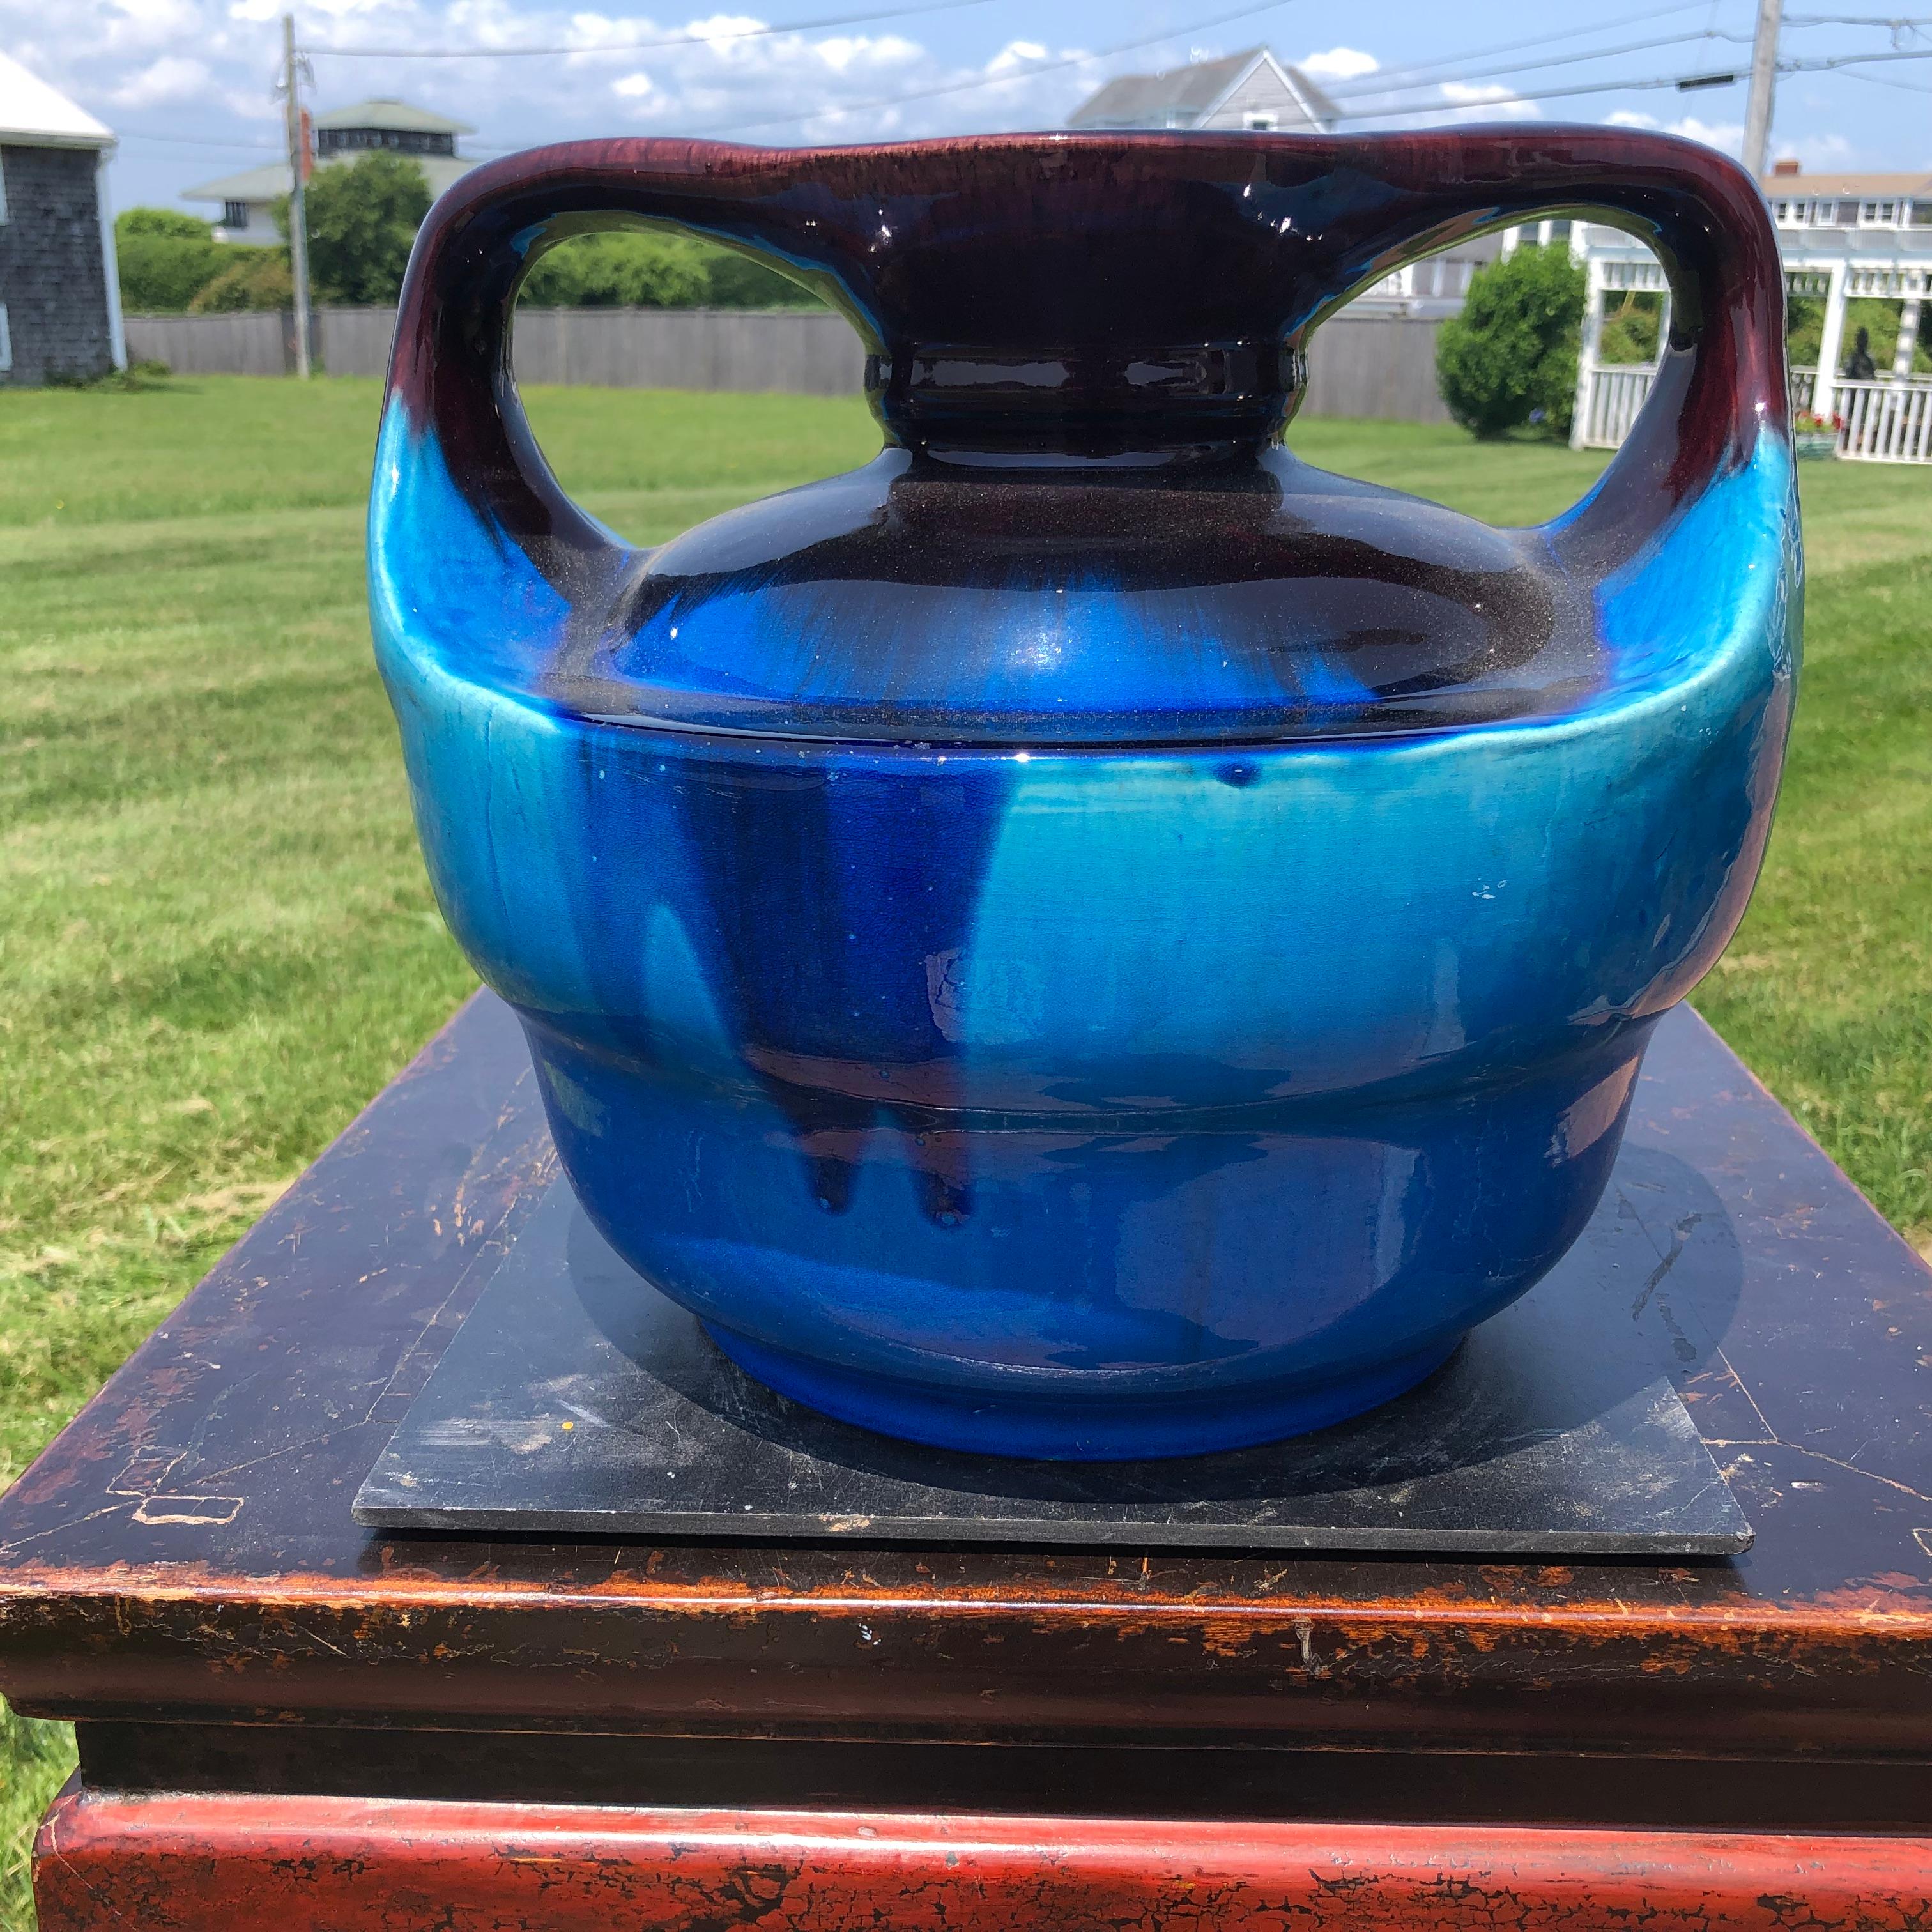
287,152,433,306
116,208,223,313
1786,294,1932,378
521,230,711,307
1598,290,1662,366
519,230,825,310
1436,243,1588,440
700,245,822,309
188,250,294,314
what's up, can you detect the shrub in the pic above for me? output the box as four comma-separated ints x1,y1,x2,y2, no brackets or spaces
520,231,711,308
1436,243,1587,440
701,246,822,309
116,208,224,313
188,250,295,313
519,230,825,310
1786,294,1932,378
1598,291,1662,366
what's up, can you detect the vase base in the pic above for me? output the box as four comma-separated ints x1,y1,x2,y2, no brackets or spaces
701,1325,1460,1462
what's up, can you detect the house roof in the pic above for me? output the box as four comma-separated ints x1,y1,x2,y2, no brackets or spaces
183,151,479,206
1070,49,1257,126
1762,170,1932,198
0,49,114,149
314,97,474,135
1068,47,1339,131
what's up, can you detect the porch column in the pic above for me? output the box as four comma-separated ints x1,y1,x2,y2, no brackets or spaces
1895,298,1922,378
1571,254,1607,451
1814,259,1850,420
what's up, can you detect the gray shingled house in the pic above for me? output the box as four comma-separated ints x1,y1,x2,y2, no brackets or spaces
0,51,124,387
1068,48,1340,135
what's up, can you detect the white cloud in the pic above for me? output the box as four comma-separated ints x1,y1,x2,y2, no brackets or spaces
1299,46,1376,83
1607,109,1743,155
1662,115,1743,157
1436,80,1539,123
1790,131,1856,171
112,54,213,105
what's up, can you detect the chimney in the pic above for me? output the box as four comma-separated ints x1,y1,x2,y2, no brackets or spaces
1772,158,1801,177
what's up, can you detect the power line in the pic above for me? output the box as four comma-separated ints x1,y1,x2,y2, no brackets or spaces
683,0,1298,137
1839,59,1932,84
320,0,994,61
1324,45,1929,122
1322,8,1722,98
1782,41,1932,63
1324,27,1749,105
113,130,283,152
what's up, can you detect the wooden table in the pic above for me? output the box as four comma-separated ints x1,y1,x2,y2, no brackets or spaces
5,992,1932,1930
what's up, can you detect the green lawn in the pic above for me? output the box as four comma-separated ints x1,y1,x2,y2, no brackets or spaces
1,378,1929,1924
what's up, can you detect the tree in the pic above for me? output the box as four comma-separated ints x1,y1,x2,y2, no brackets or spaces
284,152,433,307
116,208,224,313
1435,243,1587,440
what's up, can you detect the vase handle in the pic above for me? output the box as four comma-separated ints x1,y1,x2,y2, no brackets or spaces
1296,128,1790,550
381,139,874,578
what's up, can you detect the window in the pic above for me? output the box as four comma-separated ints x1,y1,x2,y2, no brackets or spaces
316,127,455,158
0,150,8,226
1912,201,1932,227
1860,200,1898,227
222,201,249,229
0,305,12,374
1245,112,1278,131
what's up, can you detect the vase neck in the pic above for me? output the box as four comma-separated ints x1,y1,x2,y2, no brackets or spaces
868,339,1303,463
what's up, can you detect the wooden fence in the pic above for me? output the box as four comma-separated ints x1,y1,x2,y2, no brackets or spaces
125,305,1450,422
124,310,293,377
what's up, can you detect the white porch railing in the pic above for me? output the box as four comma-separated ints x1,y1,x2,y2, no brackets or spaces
1576,364,1656,449
1834,377,1932,463
1575,364,1931,463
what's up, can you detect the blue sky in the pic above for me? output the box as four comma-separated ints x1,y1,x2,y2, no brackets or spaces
12,0,1931,217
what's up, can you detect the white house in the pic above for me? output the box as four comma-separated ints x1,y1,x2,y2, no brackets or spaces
183,98,477,244
1573,162,1932,463
1069,48,1338,135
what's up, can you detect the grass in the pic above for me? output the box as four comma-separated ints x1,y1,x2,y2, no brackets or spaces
1,378,1929,1924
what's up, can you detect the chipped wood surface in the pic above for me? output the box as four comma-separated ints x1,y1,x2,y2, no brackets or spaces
1,993,1931,1760
31,1782,1932,1932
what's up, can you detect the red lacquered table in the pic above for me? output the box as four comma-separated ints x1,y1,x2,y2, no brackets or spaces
4,992,1932,1931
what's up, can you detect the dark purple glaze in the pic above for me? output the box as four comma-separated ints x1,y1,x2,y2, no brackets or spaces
389,128,1786,596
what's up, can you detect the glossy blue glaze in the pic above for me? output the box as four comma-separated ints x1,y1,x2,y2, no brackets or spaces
371,131,1800,1458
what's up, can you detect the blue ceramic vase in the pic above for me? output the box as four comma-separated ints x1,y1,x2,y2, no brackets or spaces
370,130,1799,1460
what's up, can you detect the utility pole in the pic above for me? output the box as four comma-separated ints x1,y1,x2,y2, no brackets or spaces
281,12,313,379
1742,0,1784,182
